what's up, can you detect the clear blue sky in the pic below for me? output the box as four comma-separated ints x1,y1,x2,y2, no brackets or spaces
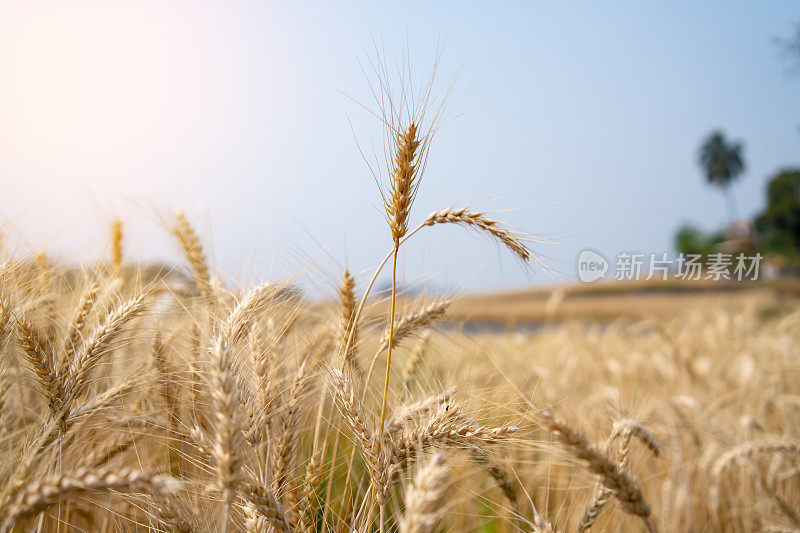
1,1,798,293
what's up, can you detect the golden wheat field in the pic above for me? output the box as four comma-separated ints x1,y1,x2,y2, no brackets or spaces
2,213,800,533
4,0,800,530
1,67,799,533
1,95,800,533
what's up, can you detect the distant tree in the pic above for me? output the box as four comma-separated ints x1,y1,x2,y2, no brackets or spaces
777,21,800,74
776,22,800,135
697,130,746,222
674,223,725,257
755,168,800,264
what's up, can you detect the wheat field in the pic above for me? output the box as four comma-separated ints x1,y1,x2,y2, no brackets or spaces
1,111,799,533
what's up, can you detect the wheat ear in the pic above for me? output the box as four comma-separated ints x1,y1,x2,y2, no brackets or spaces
712,440,800,479
63,279,100,363
1,467,178,532
208,335,244,532
386,122,422,244
423,207,531,262
339,269,360,373
172,210,214,304
538,410,653,531
241,480,291,532
110,217,123,278
388,402,516,495
400,453,449,533
377,300,449,355
386,389,456,434
329,369,389,503
224,281,274,346
378,122,423,504
402,330,431,392
272,360,309,496
297,448,324,533
14,312,63,415
66,293,146,403
579,418,661,531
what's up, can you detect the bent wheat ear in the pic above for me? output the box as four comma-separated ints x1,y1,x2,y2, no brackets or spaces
423,208,531,262
712,440,800,479
538,410,653,530
610,418,662,462
377,300,449,354
400,453,449,533
387,389,456,433
2,467,178,530
579,418,660,532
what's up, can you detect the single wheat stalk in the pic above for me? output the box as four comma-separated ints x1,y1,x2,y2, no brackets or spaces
400,453,449,533
422,207,531,262
378,122,424,502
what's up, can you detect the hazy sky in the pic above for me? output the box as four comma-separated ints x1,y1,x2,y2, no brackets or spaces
1,2,799,294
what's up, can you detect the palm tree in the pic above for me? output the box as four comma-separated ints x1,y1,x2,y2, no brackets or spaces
697,130,746,222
